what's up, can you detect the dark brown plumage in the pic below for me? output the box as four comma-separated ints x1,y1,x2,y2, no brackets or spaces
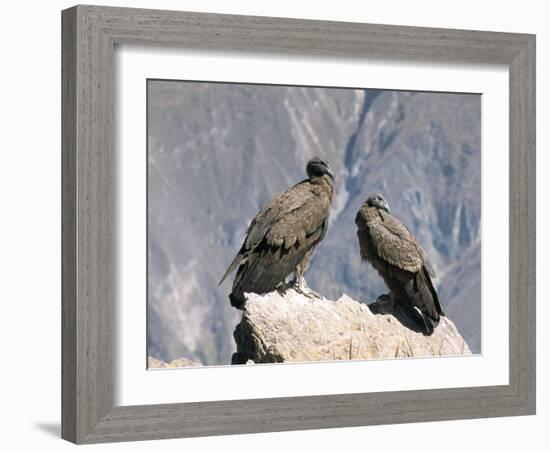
220,157,334,309
355,193,444,334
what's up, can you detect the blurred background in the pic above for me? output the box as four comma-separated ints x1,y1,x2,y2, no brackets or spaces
147,80,481,365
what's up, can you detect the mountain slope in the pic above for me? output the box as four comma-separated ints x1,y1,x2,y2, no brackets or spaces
147,81,481,364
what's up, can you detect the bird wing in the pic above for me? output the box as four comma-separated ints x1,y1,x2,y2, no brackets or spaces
367,210,424,273
219,180,327,285
226,179,332,299
265,185,331,251
400,222,437,278
417,246,436,277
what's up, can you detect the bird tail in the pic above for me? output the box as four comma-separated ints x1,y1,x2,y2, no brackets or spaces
218,253,244,286
416,309,439,335
229,291,245,310
421,266,444,317
412,267,444,335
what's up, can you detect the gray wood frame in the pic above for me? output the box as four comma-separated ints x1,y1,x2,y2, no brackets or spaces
61,4,536,444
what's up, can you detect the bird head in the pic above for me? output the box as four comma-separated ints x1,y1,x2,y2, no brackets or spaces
366,193,391,214
306,157,334,180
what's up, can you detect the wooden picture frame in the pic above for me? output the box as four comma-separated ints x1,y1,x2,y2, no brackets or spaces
61,5,536,444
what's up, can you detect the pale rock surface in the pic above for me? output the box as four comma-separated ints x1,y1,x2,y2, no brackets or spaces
147,355,201,368
232,289,470,364
148,84,482,365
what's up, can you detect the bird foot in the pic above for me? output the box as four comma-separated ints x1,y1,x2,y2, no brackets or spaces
379,293,398,310
376,293,397,308
293,276,308,290
292,278,322,300
296,287,323,301
276,282,291,296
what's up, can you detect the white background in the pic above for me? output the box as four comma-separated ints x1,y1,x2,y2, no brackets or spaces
116,48,509,405
0,1,546,449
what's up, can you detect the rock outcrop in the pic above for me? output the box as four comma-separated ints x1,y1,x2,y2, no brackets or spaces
147,356,201,369
148,83,481,365
232,290,470,364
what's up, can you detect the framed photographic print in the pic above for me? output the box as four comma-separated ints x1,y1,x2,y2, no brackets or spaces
61,4,536,444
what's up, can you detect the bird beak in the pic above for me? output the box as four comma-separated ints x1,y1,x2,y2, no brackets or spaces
326,167,334,180
384,200,391,213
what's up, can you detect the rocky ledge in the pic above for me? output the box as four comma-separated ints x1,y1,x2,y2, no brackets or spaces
232,289,470,364
147,355,202,368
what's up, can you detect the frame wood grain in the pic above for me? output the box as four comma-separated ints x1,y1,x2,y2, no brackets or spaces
61,5,536,444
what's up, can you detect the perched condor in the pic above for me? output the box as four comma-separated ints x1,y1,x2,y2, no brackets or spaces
355,193,444,334
219,157,334,309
